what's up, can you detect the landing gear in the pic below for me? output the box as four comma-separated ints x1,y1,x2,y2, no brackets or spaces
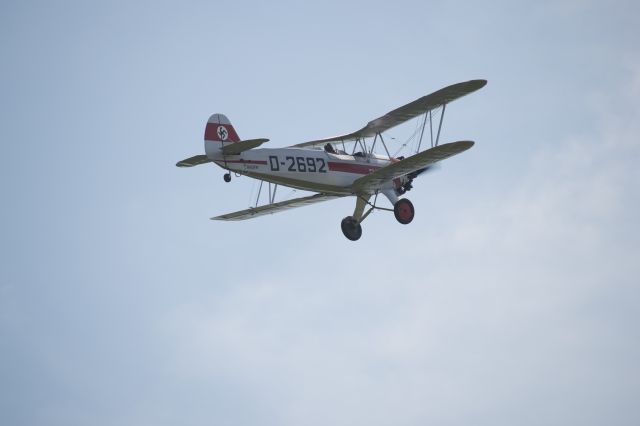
223,173,231,183
341,216,362,241
340,195,415,240
394,198,414,224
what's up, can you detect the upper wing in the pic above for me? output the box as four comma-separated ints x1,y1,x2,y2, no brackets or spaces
211,193,344,221
293,79,486,147
176,155,211,167
352,141,474,193
221,138,269,155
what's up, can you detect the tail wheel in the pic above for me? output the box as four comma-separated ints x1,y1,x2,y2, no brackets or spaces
394,198,414,224
341,216,362,241
223,173,231,183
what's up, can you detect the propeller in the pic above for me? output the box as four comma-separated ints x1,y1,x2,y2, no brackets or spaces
400,164,441,194
412,163,441,177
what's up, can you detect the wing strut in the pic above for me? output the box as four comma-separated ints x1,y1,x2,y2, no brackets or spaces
255,181,263,207
378,133,392,160
415,103,446,154
417,112,428,153
254,180,279,207
269,183,278,204
369,133,378,154
434,104,446,148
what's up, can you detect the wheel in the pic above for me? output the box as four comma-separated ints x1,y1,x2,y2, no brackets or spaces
341,216,362,241
394,198,414,224
223,173,231,182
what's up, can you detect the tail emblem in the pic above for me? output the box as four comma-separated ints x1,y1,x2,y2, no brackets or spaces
217,126,228,141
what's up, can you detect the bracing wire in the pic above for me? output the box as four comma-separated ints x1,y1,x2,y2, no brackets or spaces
392,115,423,156
390,106,444,156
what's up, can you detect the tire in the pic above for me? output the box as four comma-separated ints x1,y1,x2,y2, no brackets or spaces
394,198,414,224
341,216,362,241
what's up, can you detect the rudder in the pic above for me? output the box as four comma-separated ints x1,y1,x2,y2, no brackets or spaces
204,113,240,157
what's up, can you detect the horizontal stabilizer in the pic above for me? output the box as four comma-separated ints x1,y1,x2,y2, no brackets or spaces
352,140,474,192
176,154,211,168
212,193,343,221
221,138,269,155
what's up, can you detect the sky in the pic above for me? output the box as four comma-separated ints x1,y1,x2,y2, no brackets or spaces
1,0,639,425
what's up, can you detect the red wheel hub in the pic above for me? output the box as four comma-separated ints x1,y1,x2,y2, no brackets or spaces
394,199,414,225
398,204,412,220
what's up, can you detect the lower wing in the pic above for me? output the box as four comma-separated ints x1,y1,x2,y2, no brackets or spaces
352,140,474,193
211,193,345,221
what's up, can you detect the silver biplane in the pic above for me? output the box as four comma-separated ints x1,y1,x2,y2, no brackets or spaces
177,79,487,240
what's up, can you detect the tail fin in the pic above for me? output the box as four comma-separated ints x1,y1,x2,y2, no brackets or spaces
204,113,240,156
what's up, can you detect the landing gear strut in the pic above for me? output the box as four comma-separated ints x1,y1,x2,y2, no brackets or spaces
394,198,414,224
341,216,362,241
223,173,231,183
340,195,369,241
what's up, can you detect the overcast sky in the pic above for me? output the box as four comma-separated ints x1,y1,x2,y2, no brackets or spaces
1,0,639,425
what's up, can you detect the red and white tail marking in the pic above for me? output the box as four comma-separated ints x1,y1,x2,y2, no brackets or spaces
204,113,240,142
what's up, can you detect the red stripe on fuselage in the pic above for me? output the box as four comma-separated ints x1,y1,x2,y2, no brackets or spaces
215,159,268,165
328,162,380,174
216,159,380,174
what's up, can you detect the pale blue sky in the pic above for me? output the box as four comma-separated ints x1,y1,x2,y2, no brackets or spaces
1,1,639,425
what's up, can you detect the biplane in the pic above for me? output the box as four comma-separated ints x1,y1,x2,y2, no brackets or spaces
177,79,487,240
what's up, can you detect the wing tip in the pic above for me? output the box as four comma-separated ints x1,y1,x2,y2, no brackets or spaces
452,140,475,150
462,79,487,88
210,215,240,221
